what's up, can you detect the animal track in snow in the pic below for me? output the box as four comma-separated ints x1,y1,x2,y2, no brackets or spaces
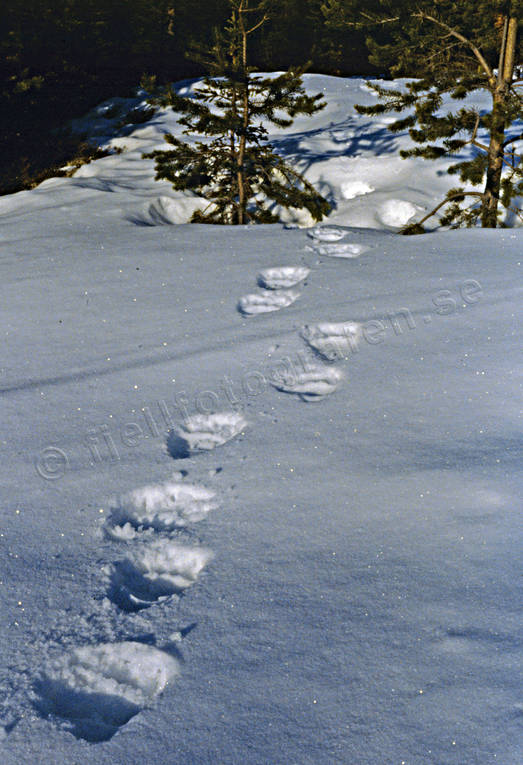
237,289,300,315
301,321,362,361
257,266,310,290
34,641,180,741
307,225,346,242
169,412,248,456
271,363,344,402
105,480,217,540
312,242,370,258
107,539,213,612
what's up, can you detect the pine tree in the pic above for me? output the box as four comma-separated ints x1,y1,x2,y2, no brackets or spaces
144,0,331,224
322,1,522,230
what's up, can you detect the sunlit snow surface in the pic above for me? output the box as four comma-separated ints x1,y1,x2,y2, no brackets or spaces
0,75,521,764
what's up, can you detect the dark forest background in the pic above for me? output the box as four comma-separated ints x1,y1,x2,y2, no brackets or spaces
0,0,384,195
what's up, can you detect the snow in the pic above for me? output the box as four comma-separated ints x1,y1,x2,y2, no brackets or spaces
237,288,301,315
106,539,213,611
257,265,310,289
0,74,521,765
377,198,423,228
105,480,217,539
270,361,345,401
301,321,362,361
308,225,348,242
173,412,249,451
33,641,180,742
340,179,374,200
310,241,370,258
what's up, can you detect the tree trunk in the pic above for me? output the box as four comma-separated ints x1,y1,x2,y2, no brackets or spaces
482,94,507,227
481,15,518,228
236,83,248,224
236,2,249,225
229,9,239,225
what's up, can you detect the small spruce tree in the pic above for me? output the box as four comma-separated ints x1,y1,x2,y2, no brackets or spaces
322,0,522,231
144,0,331,224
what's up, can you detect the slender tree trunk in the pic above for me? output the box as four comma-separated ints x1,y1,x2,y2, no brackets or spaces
229,8,239,225
481,15,518,227
237,72,249,224
482,95,506,228
236,2,249,225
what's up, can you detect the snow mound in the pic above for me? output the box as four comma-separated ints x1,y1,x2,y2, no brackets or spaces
105,481,217,540
171,412,248,453
377,199,422,228
340,180,374,200
16,74,518,231
272,363,344,402
107,539,213,611
237,289,300,315
301,321,362,360
130,195,206,226
34,642,180,741
257,266,310,290
312,242,370,258
307,225,346,242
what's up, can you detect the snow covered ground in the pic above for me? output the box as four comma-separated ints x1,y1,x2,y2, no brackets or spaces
0,75,521,764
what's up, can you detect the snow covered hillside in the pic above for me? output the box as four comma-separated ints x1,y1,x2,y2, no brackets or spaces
3,74,519,232
0,75,521,764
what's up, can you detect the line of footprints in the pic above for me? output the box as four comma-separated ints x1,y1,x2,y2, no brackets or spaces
33,225,369,742
238,225,367,400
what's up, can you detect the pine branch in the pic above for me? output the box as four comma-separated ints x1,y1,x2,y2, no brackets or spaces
503,133,523,147
246,16,268,35
508,204,523,224
424,40,461,65
326,9,400,29
359,11,399,26
466,121,523,167
412,11,494,83
402,190,484,233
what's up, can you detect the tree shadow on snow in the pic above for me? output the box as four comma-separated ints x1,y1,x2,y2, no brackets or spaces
269,116,399,172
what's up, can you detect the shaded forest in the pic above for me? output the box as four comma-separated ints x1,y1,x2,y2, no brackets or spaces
0,0,379,194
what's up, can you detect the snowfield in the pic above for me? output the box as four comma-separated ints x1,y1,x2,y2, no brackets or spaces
0,75,521,764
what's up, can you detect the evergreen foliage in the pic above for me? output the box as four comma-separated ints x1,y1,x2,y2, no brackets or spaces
323,0,523,230
144,0,331,224
0,1,377,195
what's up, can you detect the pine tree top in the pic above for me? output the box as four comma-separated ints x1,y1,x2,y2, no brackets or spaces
323,0,522,87
145,0,330,224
